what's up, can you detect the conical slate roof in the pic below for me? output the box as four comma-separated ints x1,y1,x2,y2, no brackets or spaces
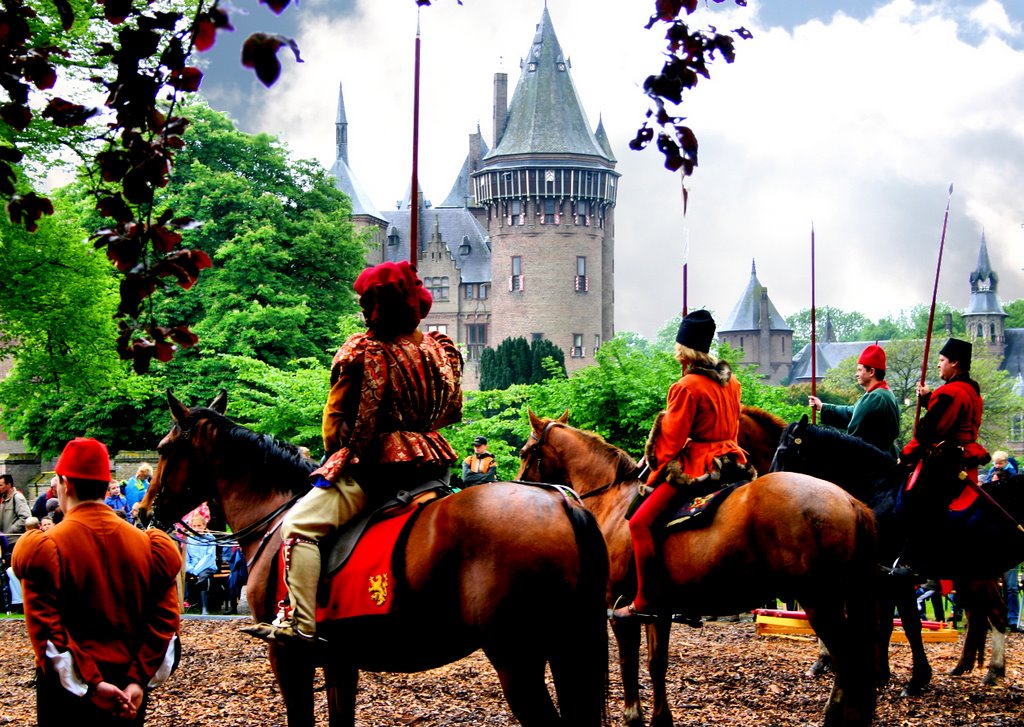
485,7,610,162
440,135,489,208
594,115,616,162
719,260,791,332
331,156,381,219
965,231,1006,316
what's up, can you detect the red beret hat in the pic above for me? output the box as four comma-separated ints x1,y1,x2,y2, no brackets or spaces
857,344,886,370
55,437,111,481
354,261,432,328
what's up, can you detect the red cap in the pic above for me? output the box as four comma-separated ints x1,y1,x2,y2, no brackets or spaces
55,437,111,481
858,344,886,370
354,261,432,331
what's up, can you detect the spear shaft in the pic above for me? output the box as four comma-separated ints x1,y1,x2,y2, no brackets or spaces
915,184,954,428
810,224,817,424
409,13,422,265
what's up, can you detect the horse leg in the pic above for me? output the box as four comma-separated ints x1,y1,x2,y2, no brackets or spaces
951,610,987,675
873,583,896,689
983,625,1006,686
646,619,675,727
269,645,316,727
808,640,833,678
893,583,931,696
610,618,645,727
548,611,608,726
488,653,562,726
324,656,358,727
805,590,877,727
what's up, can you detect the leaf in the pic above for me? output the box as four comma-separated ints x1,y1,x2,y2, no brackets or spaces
241,32,303,87
169,66,203,92
53,0,75,30
258,0,291,14
0,103,32,132
6,193,54,232
41,97,99,127
100,0,134,25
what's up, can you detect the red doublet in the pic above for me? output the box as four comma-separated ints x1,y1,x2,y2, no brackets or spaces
902,377,987,484
12,502,181,692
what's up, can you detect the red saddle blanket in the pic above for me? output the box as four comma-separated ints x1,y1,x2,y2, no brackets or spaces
273,502,418,621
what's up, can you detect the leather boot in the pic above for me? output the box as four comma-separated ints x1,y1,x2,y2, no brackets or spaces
242,540,320,646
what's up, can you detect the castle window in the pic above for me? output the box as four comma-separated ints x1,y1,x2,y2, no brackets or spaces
459,236,471,255
510,256,523,292
576,200,589,226
594,334,601,353
464,283,489,300
387,231,399,246
575,256,588,293
543,198,556,224
466,323,487,360
427,276,449,301
570,334,585,359
510,199,522,226
532,332,543,342
427,324,447,335
991,323,997,342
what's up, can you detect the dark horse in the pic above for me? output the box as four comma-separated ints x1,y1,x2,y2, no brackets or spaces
519,411,880,727
771,417,1024,689
140,392,610,727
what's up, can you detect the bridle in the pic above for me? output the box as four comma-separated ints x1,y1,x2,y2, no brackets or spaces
522,420,627,501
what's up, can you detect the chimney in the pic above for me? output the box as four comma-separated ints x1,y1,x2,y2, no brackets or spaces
467,130,484,207
493,72,508,148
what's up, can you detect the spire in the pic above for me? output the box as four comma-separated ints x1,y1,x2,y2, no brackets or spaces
970,229,998,292
594,114,616,162
486,6,610,161
719,260,792,333
335,82,348,165
751,258,757,277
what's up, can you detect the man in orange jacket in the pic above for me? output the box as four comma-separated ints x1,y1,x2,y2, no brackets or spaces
13,438,181,726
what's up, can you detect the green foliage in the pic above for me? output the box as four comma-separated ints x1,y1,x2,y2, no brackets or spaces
786,307,872,350
1004,299,1024,329
785,305,966,350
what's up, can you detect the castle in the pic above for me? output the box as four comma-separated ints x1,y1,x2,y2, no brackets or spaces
330,6,618,388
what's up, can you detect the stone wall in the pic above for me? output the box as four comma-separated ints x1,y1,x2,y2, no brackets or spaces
112,451,158,483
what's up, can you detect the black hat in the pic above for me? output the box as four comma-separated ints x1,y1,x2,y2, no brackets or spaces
472,436,488,446
939,337,972,370
675,310,716,353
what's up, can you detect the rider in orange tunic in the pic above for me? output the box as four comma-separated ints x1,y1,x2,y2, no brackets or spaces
611,310,749,621
246,261,463,646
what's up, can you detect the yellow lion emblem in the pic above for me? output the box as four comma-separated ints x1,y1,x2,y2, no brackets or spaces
368,573,389,606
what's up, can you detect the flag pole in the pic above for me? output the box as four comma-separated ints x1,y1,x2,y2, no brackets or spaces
681,173,689,317
409,10,422,265
810,223,817,424
914,183,954,428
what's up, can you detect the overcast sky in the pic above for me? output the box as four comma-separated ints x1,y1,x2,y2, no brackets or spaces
196,0,1024,340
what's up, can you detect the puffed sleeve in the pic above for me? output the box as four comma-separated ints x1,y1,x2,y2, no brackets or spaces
322,333,369,454
426,331,463,428
127,529,182,687
13,530,104,692
646,380,697,484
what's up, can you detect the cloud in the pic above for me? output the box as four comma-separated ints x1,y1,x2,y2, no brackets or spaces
209,0,1024,340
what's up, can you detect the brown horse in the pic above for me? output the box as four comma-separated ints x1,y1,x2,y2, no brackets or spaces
140,392,610,727
518,411,880,727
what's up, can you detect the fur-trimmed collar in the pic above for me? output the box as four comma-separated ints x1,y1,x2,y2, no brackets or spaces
685,360,733,386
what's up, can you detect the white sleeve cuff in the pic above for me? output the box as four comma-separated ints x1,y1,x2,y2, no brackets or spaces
147,633,179,688
44,640,88,697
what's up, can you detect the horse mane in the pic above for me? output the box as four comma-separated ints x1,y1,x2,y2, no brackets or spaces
548,420,642,482
195,407,316,496
742,405,785,432
804,422,897,482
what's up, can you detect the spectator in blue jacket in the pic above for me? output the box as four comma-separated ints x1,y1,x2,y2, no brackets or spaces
104,481,130,520
123,464,152,513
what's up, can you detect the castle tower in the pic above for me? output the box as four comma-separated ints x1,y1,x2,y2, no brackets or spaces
329,82,387,261
471,6,618,372
718,260,793,384
962,230,1007,356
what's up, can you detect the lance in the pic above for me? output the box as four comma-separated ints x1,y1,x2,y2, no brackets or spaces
810,223,817,424
914,183,954,428
409,11,422,265
681,173,689,317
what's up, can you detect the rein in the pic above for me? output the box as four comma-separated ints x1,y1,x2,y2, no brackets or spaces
526,420,635,500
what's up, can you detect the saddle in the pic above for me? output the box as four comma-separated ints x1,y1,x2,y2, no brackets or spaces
274,477,454,621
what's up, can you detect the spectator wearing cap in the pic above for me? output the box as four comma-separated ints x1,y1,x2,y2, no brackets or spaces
611,309,751,622
12,437,181,726
901,338,988,487
462,436,498,486
808,344,901,457
46,498,63,525
244,260,463,647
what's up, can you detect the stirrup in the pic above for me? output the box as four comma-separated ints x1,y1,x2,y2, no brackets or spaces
241,621,316,646
608,596,658,623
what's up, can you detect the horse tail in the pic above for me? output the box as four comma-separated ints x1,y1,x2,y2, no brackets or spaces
550,495,610,726
846,499,883,701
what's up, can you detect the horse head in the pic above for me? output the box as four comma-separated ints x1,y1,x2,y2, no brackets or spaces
517,409,570,483
769,414,810,474
139,388,228,531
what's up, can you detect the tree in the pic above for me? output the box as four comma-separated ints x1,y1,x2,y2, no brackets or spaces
529,338,566,384
480,336,565,390
786,307,873,350
1004,299,1024,329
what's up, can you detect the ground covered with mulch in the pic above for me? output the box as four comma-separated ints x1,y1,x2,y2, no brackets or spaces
1,616,1022,726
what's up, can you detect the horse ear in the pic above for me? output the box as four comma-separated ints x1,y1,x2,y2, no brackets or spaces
167,389,188,424
557,409,569,424
528,409,543,431
798,414,809,429
209,388,228,414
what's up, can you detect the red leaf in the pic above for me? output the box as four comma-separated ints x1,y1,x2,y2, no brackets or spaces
193,17,216,52
258,0,291,15
155,341,175,362
168,326,199,348
0,103,32,131
100,0,134,25
6,193,54,232
241,33,302,87
150,224,182,253
53,0,75,30
41,97,99,127
169,66,203,92
95,195,134,222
